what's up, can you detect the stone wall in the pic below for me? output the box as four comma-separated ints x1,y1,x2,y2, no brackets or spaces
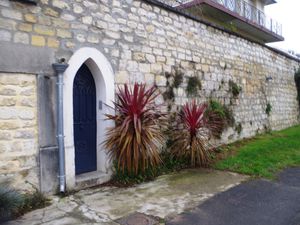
0,0,299,191
0,73,39,191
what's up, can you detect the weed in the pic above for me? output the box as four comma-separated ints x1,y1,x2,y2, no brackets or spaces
205,99,235,137
266,102,272,116
173,69,184,88
235,123,243,135
186,76,202,97
228,80,242,98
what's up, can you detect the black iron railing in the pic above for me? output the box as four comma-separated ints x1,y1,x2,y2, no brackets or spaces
152,0,282,36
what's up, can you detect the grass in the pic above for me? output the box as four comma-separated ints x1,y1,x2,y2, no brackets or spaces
214,125,300,179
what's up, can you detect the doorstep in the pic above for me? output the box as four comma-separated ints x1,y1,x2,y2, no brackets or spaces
75,170,112,190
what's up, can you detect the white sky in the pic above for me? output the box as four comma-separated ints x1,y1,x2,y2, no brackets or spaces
265,0,300,53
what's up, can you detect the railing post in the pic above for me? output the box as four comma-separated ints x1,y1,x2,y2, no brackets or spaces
243,1,245,18
270,19,273,32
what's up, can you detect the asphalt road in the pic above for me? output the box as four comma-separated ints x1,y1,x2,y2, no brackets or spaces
167,168,300,225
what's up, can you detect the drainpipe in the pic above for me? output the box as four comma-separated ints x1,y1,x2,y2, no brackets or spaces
52,61,69,193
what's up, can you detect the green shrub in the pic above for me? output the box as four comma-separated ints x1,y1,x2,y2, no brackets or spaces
0,185,49,223
0,186,24,222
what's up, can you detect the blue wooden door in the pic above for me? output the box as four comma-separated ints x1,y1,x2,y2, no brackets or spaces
73,64,97,175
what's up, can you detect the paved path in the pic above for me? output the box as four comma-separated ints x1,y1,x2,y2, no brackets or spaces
167,167,300,225
4,169,247,225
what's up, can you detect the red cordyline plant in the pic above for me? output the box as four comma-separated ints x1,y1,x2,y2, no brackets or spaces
104,83,165,174
170,100,222,167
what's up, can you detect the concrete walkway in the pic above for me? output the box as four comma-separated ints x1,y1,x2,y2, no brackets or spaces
4,169,247,225
167,167,300,225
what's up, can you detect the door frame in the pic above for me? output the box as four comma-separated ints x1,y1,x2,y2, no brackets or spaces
63,47,115,190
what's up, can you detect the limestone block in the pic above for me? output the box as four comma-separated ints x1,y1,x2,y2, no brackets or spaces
43,7,60,17
145,73,155,85
115,71,129,84
0,18,16,30
31,35,45,46
0,30,11,41
105,31,120,39
1,8,22,20
47,37,60,48
18,23,33,32
82,16,92,25
139,63,151,73
24,14,37,23
14,32,29,44
87,34,99,44
151,64,163,74
34,25,55,36
145,54,156,64
0,97,16,106
0,87,17,96
133,52,146,62
53,0,70,10
155,75,166,86
57,29,72,38
73,4,84,14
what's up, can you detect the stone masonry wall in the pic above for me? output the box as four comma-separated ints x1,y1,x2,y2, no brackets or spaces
0,0,299,191
0,73,38,191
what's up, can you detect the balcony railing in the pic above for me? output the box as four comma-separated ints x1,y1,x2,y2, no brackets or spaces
153,0,282,37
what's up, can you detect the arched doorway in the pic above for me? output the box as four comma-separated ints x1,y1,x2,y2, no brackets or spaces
73,64,97,174
63,47,115,190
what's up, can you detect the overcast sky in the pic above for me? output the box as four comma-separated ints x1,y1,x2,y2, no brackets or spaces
265,0,300,53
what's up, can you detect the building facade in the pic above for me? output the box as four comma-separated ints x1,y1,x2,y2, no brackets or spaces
163,0,283,43
0,0,299,193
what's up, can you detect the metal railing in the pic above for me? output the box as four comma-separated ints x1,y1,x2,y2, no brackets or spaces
153,0,282,36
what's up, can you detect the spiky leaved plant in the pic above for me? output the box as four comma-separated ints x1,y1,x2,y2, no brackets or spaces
170,101,221,167
104,83,165,174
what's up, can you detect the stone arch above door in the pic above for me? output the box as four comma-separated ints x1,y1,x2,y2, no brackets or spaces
63,47,115,190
